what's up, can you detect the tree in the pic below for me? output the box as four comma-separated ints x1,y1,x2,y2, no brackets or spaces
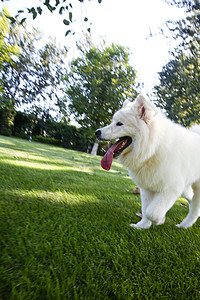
0,20,68,117
63,42,137,154
2,0,102,36
0,8,19,91
154,0,200,126
0,8,19,134
154,53,200,126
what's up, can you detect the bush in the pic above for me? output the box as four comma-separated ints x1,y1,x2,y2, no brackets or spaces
0,99,15,136
0,126,12,136
14,132,30,140
33,135,61,146
13,111,33,135
8,110,107,154
58,124,78,149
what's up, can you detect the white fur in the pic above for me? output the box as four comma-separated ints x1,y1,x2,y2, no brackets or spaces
97,94,200,229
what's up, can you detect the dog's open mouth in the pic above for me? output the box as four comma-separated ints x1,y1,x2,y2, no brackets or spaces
101,136,132,171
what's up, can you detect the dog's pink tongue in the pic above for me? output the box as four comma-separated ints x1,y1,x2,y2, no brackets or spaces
101,143,118,171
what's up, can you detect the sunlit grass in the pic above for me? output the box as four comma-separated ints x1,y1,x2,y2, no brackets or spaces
1,135,200,299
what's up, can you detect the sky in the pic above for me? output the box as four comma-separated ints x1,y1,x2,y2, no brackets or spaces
1,0,185,93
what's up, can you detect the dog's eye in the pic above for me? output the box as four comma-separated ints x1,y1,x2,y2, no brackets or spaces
116,122,124,126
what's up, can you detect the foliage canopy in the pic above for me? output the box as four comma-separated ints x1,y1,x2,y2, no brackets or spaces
0,10,68,118
154,0,200,127
64,43,137,130
0,8,19,91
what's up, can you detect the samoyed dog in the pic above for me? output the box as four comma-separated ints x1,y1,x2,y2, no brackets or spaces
95,94,200,229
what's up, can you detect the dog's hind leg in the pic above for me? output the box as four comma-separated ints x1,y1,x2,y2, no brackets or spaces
177,182,200,228
182,186,193,202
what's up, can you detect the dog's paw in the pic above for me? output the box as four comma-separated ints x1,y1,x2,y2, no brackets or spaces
130,218,152,229
176,223,182,228
130,223,142,229
154,216,165,226
176,217,196,228
176,222,190,229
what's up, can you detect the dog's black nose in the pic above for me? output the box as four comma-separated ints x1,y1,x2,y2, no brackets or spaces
95,129,101,138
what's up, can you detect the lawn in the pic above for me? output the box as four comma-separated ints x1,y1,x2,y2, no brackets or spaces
0,135,200,299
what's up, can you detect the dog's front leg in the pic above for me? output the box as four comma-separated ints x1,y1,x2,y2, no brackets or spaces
145,191,179,226
130,189,153,229
130,189,179,229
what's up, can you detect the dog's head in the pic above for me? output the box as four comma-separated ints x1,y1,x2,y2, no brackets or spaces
95,94,158,170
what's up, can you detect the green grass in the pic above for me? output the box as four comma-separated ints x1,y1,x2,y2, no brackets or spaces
0,135,200,300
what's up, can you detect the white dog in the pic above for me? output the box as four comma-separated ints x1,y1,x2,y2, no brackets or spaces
95,94,200,229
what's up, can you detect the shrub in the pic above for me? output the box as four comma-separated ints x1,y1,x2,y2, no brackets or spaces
33,135,61,146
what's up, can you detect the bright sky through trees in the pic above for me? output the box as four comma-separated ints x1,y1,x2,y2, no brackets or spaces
1,0,185,92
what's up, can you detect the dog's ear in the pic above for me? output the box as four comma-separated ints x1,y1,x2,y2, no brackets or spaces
122,100,130,108
135,94,154,124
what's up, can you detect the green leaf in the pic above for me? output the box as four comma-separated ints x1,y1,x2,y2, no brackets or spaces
44,0,50,5
7,16,16,24
20,18,26,25
33,11,37,20
55,0,60,6
98,0,102,3
87,28,91,33
37,7,42,15
65,30,71,36
63,19,70,25
48,5,56,12
69,12,72,22
28,7,37,20
84,17,88,22
18,10,24,13
59,6,65,14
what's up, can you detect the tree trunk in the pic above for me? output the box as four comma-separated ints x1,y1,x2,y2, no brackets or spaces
91,138,99,155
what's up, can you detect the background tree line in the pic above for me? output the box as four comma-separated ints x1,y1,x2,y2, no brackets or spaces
12,110,97,153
